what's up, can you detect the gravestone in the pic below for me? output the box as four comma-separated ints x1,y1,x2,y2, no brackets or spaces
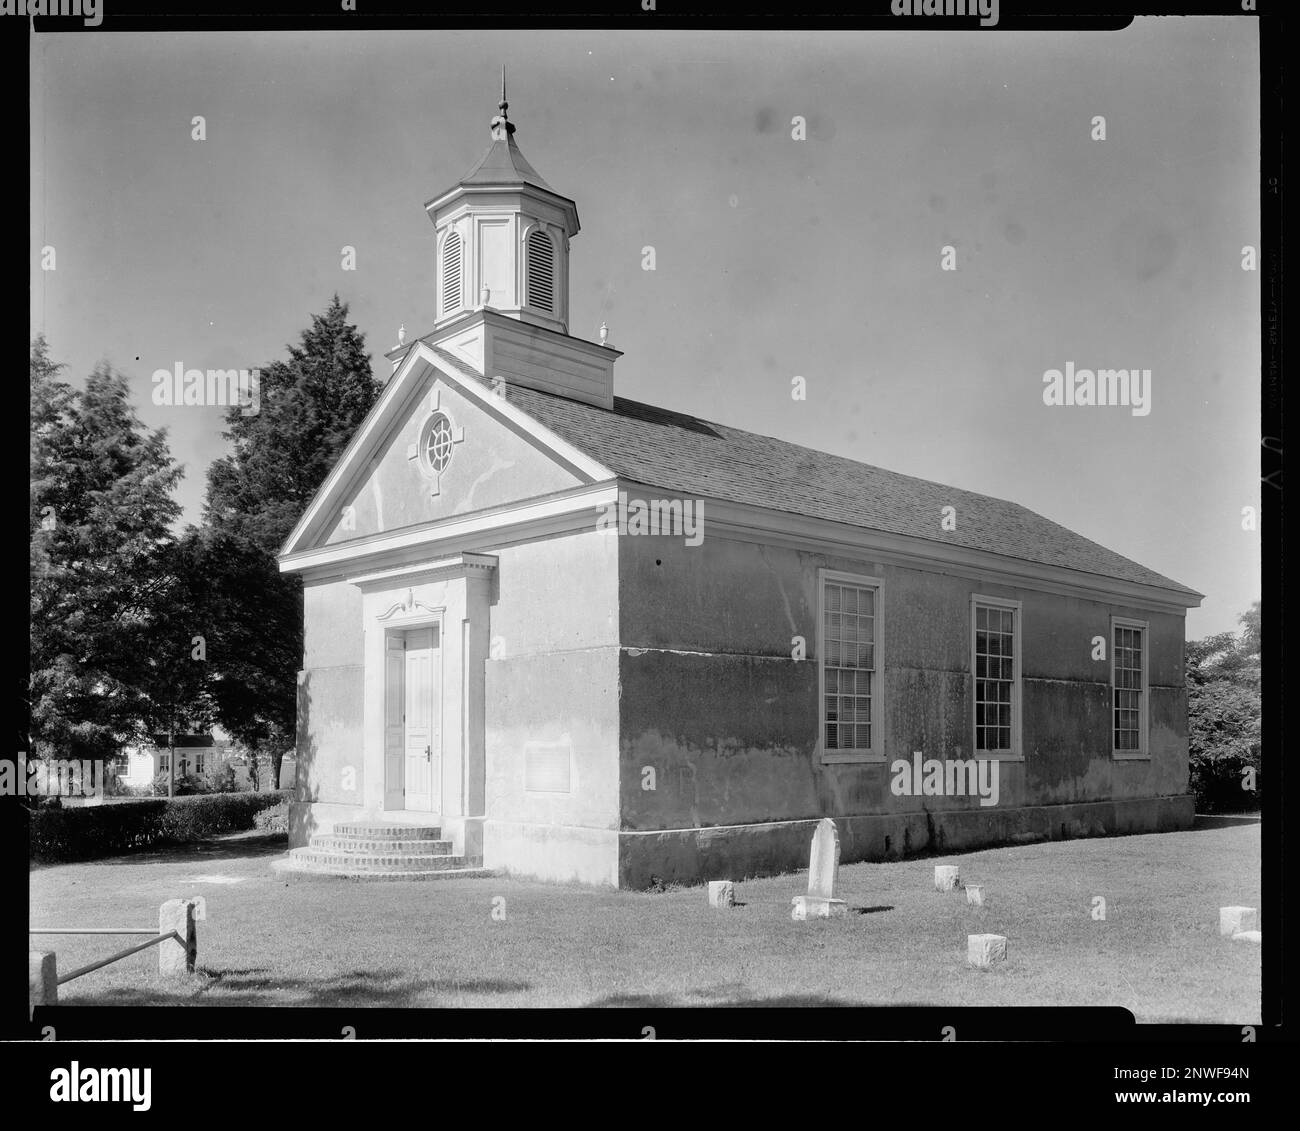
966,885,984,907
791,818,847,920
1232,930,1261,945
935,865,960,892
967,933,1007,968
1219,906,1257,936
708,881,735,909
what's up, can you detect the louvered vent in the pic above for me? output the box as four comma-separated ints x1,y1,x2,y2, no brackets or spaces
527,230,555,314
441,234,463,315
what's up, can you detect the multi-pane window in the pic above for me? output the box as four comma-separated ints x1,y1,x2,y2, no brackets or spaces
822,580,877,753
159,754,170,772
974,602,1016,753
1113,623,1146,752
194,752,205,774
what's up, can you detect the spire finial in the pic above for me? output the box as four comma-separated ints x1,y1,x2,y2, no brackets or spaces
490,66,515,141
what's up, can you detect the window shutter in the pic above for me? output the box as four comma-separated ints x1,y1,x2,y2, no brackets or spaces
527,229,555,313
442,234,462,315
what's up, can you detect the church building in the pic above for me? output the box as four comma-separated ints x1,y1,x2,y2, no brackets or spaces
278,88,1203,887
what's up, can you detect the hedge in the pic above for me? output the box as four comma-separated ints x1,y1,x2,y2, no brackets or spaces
29,790,293,864
1190,752,1261,815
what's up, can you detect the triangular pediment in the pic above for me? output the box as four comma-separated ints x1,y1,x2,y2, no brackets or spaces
280,343,612,560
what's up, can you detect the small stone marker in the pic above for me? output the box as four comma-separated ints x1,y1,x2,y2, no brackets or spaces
966,885,984,906
158,898,199,976
791,818,847,920
1232,930,1262,945
708,881,735,908
935,865,960,892
967,933,1007,968
30,951,57,1016
1219,906,1257,937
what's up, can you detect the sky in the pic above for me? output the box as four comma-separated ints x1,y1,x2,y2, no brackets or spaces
30,21,1260,638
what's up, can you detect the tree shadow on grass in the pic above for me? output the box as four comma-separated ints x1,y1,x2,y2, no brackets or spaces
70,966,532,1007
1191,814,1261,830
88,832,290,867
585,989,866,1007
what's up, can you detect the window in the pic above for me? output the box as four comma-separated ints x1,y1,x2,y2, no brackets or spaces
194,752,205,774
421,413,455,474
526,229,555,314
159,754,170,772
819,571,882,762
440,232,463,316
972,597,1022,757
1112,618,1149,757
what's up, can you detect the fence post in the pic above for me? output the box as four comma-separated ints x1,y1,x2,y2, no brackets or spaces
158,899,197,976
30,951,57,1016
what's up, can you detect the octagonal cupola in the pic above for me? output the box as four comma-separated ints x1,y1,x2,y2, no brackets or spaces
425,73,579,335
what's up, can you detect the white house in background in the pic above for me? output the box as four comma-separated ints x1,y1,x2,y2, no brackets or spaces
117,729,296,791
118,732,225,788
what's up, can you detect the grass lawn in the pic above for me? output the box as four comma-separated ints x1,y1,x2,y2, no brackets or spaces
29,817,1261,1020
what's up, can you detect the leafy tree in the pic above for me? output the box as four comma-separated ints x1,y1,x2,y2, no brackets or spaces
29,341,184,772
132,530,216,796
199,296,380,787
1187,602,1261,813
212,761,239,794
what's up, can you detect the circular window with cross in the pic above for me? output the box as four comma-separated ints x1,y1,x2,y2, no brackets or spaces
412,409,464,496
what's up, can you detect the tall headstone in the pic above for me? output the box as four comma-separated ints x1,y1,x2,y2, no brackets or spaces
791,818,848,920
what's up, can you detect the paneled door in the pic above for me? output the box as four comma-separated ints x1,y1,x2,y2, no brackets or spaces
401,627,439,813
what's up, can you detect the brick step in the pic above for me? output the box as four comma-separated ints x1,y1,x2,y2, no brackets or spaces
276,860,495,882
310,836,454,855
331,823,442,840
288,847,476,873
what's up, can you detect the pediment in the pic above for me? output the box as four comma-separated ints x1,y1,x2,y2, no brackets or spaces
280,343,611,559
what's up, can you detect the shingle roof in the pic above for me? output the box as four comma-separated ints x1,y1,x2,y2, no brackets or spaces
430,347,1200,599
456,135,558,195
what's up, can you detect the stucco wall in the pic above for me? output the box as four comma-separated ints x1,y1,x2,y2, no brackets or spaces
322,372,579,545
482,529,622,884
297,578,366,814
616,531,1190,854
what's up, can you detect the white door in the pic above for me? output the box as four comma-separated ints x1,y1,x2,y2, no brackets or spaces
383,635,405,810
402,627,440,813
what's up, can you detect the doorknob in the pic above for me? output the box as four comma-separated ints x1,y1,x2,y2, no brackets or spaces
425,745,432,761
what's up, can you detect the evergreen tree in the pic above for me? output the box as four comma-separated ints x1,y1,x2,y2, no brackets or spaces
133,529,216,797
29,341,184,766
200,296,380,786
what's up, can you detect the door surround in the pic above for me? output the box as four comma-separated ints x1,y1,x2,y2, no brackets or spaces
353,554,496,836
382,621,443,813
